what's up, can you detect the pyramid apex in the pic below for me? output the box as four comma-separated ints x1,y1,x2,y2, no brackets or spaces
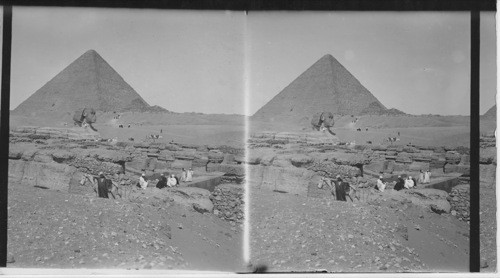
82,49,101,58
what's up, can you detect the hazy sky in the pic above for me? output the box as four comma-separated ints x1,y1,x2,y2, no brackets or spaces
10,9,496,115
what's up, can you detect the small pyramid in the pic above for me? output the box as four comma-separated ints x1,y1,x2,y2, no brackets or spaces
483,105,496,119
252,54,386,122
13,50,150,116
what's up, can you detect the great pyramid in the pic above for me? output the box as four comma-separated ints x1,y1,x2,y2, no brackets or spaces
252,54,387,122
13,50,150,117
483,105,496,119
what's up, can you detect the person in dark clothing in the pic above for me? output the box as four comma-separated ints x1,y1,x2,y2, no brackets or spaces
95,172,109,198
412,176,418,187
174,174,180,185
334,175,347,201
394,176,405,191
156,174,167,189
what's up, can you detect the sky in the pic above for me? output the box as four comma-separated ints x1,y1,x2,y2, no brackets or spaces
10,9,497,116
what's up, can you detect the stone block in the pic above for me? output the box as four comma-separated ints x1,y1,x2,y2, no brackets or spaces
445,164,470,175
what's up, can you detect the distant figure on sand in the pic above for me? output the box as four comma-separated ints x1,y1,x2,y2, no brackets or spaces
167,174,177,187
418,170,424,184
404,176,414,189
186,168,193,182
181,168,187,182
424,170,431,184
139,173,148,189
376,176,387,192
96,172,110,198
394,176,405,191
333,175,348,202
156,174,167,189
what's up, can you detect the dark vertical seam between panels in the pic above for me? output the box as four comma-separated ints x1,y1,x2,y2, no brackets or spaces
469,10,480,273
0,5,13,268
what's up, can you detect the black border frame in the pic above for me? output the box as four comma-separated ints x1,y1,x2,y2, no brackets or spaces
0,0,494,273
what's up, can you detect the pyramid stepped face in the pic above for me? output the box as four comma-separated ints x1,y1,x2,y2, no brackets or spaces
252,54,387,122
13,50,150,116
483,105,496,119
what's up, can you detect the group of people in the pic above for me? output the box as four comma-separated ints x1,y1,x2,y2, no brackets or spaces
376,170,431,192
138,168,194,190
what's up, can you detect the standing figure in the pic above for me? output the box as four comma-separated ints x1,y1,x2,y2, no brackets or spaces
418,170,424,184
424,170,431,184
186,168,193,182
333,175,348,202
95,172,109,198
181,168,187,182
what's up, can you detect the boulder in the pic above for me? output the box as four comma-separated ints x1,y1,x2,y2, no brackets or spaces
169,187,214,213
290,154,313,167
445,164,470,175
9,149,23,160
480,147,496,164
259,153,276,166
430,200,451,214
235,154,260,165
21,149,38,161
52,150,75,163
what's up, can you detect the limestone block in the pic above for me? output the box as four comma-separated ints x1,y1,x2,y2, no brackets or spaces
445,164,470,175
52,150,76,163
290,154,313,167
170,159,192,170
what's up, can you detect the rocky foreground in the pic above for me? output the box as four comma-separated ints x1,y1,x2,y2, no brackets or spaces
7,126,246,271
250,188,469,272
247,131,496,273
